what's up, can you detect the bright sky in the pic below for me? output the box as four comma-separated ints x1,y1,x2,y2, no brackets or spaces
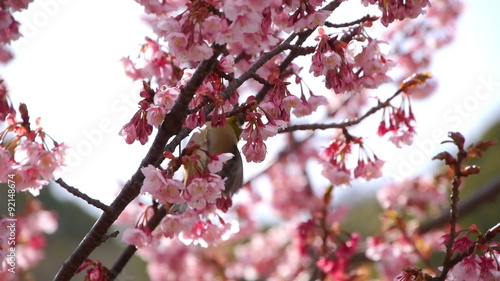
2,1,500,215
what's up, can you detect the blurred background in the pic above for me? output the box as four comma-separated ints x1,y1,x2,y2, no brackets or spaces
1,1,499,280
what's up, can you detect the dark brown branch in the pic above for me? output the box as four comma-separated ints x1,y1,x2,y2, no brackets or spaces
324,14,378,28
108,206,167,280
438,138,469,281
251,73,270,86
55,178,111,213
102,230,119,244
280,88,402,133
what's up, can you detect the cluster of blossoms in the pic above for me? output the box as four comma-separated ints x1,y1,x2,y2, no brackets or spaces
0,0,35,63
119,81,180,145
0,101,66,194
141,0,330,63
366,219,445,280
0,199,57,279
361,0,431,27
383,0,463,98
310,28,396,94
321,130,385,186
377,73,433,147
122,139,239,248
443,225,500,281
377,95,416,148
120,38,183,87
368,176,449,279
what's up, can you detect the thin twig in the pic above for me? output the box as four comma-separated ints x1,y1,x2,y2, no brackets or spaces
55,178,111,213
438,142,467,280
108,206,167,280
324,14,379,28
280,89,402,133
101,230,119,244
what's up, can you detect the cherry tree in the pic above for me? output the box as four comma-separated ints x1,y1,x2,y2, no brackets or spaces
1,0,500,281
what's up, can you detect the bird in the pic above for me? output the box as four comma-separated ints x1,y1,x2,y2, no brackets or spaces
169,116,243,214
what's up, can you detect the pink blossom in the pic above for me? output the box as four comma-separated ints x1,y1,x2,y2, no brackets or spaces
119,122,137,144
366,236,419,279
160,179,185,204
388,130,414,148
154,86,179,110
141,165,185,205
293,94,328,117
11,166,47,195
449,256,481,281
4,0,34,11
119,108,153,145
146,104,167,127
122,228,152,248
207,153,234,174
242,140,267,163
0,15,20,44
150,16,181,38
0,146,13,180
322,51,342,72
218,55,235,73
230,12,262,35
160,211,197,239
354,158,385,180
0,80,15,120
321,163,351,186
141,165,167,193
26,210,58,235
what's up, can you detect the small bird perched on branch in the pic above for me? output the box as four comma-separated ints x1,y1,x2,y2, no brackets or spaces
189,116,244,197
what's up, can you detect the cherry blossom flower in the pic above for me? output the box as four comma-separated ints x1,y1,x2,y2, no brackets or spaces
293,92,328,117
122,228,152,248
0,106,67,193
354,157,385,180
321,163,352,187
0,77,15,120
366,236,419,279
378,95,416,148
141,165,185,205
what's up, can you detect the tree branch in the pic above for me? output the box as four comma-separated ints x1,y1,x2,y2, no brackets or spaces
55,178,111,213
324,14,379,28
108,206,167,280
280,88,403,133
